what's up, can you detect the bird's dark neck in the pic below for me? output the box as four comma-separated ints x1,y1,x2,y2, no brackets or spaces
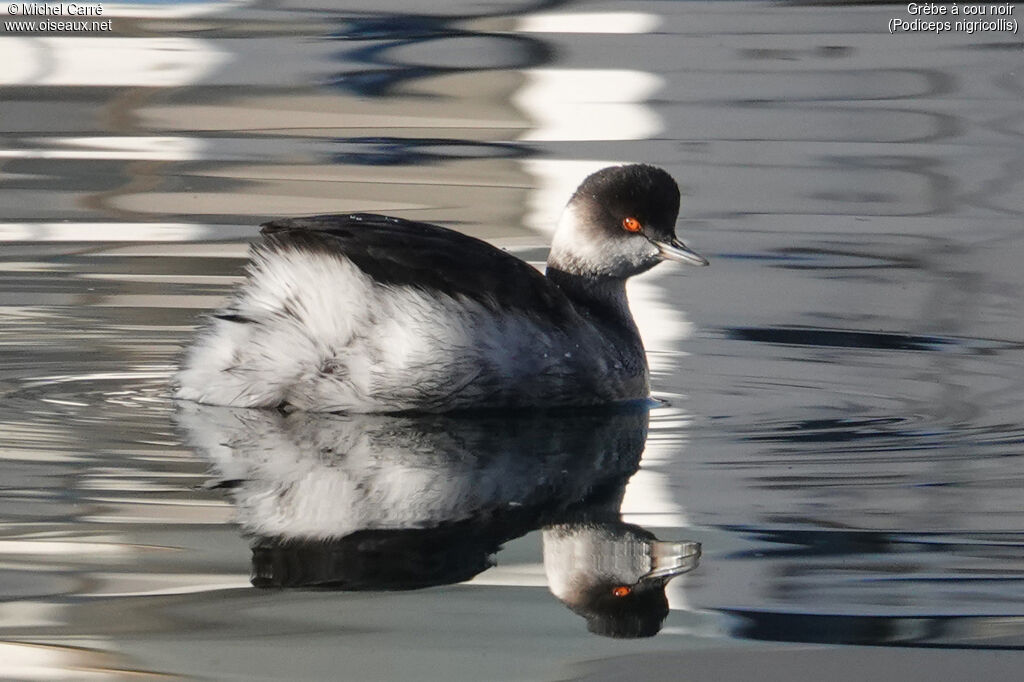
545,267,641,342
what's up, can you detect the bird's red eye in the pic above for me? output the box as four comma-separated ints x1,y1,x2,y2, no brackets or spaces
621,217,642,233
612,586,632,597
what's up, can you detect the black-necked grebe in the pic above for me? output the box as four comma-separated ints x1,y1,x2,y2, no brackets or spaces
174,164,708,412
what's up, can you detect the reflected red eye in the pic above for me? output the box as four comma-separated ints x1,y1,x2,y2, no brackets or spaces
612,586,632,597
621,217,642,233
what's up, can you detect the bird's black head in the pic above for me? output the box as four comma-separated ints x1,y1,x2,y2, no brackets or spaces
548,164,707,278
574,579,671,639
573,164,681,241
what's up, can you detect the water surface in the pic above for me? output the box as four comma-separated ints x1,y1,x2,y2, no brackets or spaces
2,1,1024,679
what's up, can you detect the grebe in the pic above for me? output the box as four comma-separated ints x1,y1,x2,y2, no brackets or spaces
174,164,708,412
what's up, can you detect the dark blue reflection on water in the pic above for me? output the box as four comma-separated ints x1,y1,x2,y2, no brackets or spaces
329,5,555,96
332,2,562,42
330,137,529,165
332,33,552,96
727,611,1024,649
726,327,958,352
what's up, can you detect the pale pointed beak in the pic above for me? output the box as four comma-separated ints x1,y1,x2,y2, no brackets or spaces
653,237,709,266
641,540,702,581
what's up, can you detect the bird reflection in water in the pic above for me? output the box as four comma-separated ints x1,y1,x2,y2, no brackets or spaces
175,402,700,638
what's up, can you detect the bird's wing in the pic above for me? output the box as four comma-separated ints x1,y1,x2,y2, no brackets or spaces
258,213,574,318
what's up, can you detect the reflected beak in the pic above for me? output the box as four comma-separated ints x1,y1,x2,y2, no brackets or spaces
653,237,709,266
641,540,702,581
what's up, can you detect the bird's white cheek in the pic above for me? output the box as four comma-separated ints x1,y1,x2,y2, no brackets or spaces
550,205,600,266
